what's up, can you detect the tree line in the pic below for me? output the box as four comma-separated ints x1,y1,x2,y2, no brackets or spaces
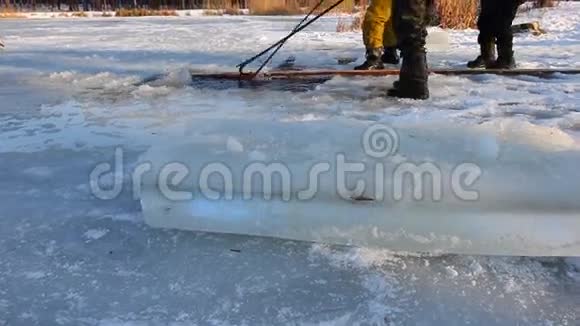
2,0,244,11
0,0,562,13
0,0,362,12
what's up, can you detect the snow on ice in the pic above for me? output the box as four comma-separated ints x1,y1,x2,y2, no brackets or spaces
0,3,579,325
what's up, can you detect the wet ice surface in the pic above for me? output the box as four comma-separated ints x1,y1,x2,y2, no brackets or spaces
1,4,580,325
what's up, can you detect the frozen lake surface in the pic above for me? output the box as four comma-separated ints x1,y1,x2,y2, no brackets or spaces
0,4,579,325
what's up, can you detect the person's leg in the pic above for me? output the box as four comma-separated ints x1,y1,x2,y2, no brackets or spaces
467,0,496,68
356,0,389,70
388,0,429,100
381,0,400,64
487,0,522,69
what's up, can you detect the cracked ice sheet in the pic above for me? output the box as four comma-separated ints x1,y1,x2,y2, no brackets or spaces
0,3,579,325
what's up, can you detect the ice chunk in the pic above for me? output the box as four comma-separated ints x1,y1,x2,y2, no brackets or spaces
226,136,244,153
83,228,110,241
426,28,450,52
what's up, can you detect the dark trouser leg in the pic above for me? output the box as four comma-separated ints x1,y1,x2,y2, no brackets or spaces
488,0,521,69
477,0,496,46
468,0,496,68
388,0,429,100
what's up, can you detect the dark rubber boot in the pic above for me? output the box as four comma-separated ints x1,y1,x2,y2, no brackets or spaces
381,47,400,65
487,44,516,69
388,51,429,100
355,48,385,70
467,41,495,68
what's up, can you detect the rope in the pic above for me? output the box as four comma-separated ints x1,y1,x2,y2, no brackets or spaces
236,0,345,79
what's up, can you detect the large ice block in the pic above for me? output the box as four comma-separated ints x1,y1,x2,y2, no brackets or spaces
139,119,580,256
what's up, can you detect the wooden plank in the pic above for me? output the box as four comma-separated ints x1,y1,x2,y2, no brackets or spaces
192,68,580,80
